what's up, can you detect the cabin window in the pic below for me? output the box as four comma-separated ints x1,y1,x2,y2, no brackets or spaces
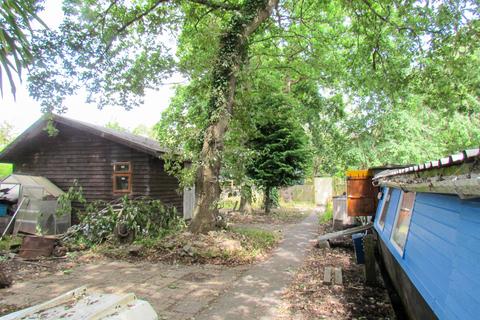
113,162,132,193
390,191,416,255
378,188,392,230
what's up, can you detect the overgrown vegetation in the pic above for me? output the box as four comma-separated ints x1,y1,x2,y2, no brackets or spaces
0,236,21,252
9,0,479,232
64,196,185,246
56,180,86,217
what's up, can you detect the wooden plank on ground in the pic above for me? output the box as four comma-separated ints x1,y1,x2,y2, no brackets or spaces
363,234,377,286
334,267,343,285
323,267,332,285
317,223,373,242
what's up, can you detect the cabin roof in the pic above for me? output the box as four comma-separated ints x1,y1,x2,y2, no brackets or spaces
373,148,480,181
0,114,172,161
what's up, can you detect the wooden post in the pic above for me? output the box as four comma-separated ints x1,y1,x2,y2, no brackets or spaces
334,267,343,285
323,267,332,285
363,234,377,286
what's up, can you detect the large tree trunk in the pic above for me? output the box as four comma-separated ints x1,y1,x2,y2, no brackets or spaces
189,0,279,233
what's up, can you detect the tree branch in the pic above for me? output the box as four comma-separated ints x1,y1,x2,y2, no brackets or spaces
188,0,240,11
116,0,169,34
360,0,417,36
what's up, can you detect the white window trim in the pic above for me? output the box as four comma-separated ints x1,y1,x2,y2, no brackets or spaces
377,187,391,231
390,191,415,257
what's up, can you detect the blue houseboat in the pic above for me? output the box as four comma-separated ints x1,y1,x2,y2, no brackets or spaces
372,148,480,320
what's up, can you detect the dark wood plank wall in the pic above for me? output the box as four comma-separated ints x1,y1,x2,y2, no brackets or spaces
12,124,183,212
148,157,184,213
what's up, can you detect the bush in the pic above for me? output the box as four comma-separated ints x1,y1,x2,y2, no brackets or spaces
72,196,185,245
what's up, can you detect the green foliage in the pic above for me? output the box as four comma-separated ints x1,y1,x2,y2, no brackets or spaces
105,121,128,132
75,196,185,245
106,121,155,138
321,201,333,224
56,180,86,217
19,0,480,221
231,227,280,252
132,124,155,138
0,0,45,97
245,95,310,212
0,122,14,149
0,122,15,178
0,235,21,251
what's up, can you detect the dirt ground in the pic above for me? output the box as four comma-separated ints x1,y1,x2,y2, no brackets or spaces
282,223,395,320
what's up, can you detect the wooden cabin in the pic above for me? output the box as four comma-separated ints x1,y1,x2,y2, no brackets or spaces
372,148,480,320
0,114,188,217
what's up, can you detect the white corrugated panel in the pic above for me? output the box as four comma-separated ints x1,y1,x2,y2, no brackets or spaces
0,286,158,320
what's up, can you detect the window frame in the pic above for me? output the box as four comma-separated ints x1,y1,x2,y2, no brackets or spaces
113,161,132,194
377,187,392,231
390,191,415,256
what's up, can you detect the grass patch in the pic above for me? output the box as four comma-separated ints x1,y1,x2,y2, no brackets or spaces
0,236,22,251
320,201,333,224
219,196,240,210
232,227,280,251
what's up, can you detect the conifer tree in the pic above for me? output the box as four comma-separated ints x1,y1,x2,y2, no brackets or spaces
246,97,310,213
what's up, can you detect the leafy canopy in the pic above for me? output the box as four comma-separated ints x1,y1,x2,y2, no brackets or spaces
18,0,480,181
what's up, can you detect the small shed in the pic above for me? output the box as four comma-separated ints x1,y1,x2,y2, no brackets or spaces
0,114,193,218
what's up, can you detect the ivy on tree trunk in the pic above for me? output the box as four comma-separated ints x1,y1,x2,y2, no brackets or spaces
189,0,279,233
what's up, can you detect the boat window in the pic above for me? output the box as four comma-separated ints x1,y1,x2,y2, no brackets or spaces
391,191,415,255
378,188,392,230
113,162,132,193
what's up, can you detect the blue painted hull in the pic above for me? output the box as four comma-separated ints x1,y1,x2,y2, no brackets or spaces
374,188,480,320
